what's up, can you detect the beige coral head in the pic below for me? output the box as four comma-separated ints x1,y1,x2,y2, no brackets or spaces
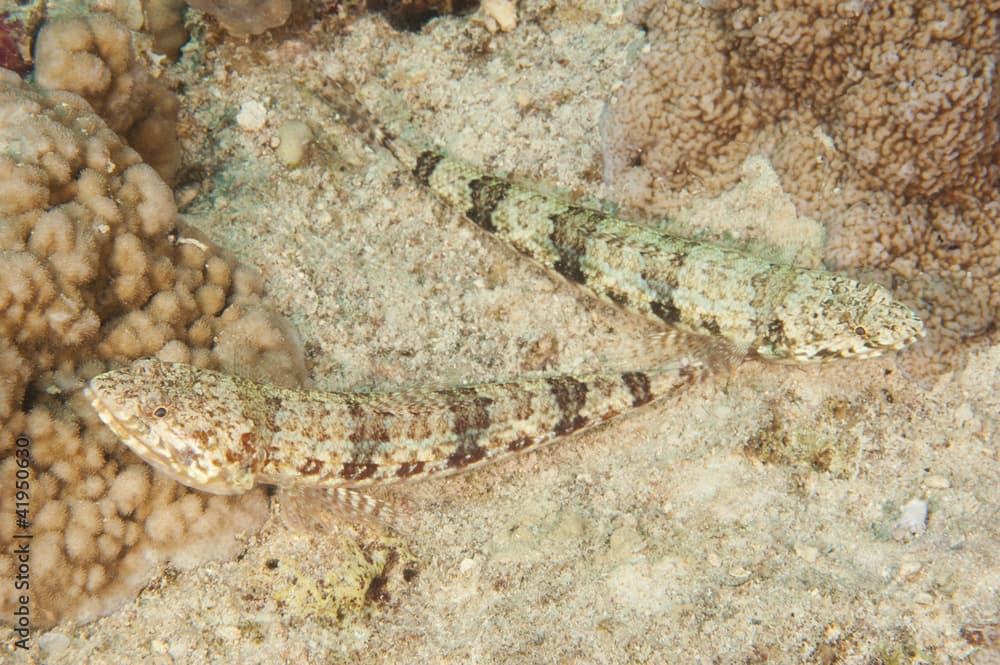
85,358,258,495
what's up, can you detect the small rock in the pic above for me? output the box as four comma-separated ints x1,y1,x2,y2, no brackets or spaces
728,566,751,579
38,631,71,658
482,0,517,32
726,566,752,585
897,561,922,580
607,525,645,561
169,641,190,661
795,544,819,564
276,120,313,167
924,475,951,489
236,100,268,131
552,510,586,541
893,498,928,542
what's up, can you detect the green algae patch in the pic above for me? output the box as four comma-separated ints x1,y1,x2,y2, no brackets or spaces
743,395,879,478
271,535,416,623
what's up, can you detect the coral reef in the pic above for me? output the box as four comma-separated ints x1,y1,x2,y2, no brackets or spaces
33,14,181,184
601,2,760,198
603,0,999,371
142,0,190,57
184,0,293,36
728,1,998,202
49,0,190,59
0,11,32,77
365,0,481,31
0,69,307,627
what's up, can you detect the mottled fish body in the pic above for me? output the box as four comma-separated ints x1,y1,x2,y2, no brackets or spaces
85,357,706,496
409,150,924,362
87,88,927,508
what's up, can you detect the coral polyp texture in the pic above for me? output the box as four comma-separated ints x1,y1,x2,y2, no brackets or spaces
0,69,307,627
183,0,293,36
603,0,999,371
33,14,182,184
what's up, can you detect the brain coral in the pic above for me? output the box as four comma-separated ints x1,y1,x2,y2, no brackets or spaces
603,0,999,371
0,68,308,627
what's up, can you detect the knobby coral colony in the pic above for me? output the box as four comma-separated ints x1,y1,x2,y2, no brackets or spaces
0,30,307,626
603,0,998,371
33,14,182,185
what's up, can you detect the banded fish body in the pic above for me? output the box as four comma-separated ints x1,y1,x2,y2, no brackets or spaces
409,150,924,363
85,357,706,496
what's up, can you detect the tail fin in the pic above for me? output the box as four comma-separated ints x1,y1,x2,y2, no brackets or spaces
309,79,421,171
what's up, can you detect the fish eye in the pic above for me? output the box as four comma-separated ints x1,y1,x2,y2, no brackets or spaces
153,406,168,418
854,326,867,337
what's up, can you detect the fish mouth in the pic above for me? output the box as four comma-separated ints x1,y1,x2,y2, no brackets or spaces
85,385,151,444
84,385,178,477
865,311,926,357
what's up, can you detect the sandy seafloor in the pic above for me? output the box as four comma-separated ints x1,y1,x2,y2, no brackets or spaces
12,1,1000,663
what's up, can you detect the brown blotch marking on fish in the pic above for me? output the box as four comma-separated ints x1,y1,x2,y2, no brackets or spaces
340,462,379,481
405,416,435,443
299,457,324,476
549,207,604,285
812,348,844,360
240,431,256,454
395,461,426,478
265,396,283,428
252,446,277,475
441,391,494,469
449,391,493,436
466,176,510,232
347,402,392,444
507,436,534,452
547,376,588,435
678,364,705,384
621,372,653,407
507,385,535,421
447,442,488,469
650,299,681,325
414,151,444,186
759,319,787,357
238,388,284,434
606,290,629,306
642,249,688,323
701,318,721,336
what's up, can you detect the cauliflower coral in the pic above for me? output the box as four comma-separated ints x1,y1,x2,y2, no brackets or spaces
0,68,306,627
